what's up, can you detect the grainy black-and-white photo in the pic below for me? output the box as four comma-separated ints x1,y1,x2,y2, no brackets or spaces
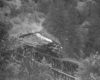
0,0,100,80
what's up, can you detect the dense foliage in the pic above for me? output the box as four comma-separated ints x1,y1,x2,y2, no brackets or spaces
0,0,100,80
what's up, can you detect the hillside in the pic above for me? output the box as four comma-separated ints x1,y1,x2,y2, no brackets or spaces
0,0,100,80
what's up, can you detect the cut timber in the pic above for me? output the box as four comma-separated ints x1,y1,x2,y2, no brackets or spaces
35,33,52,42
39,28,61,44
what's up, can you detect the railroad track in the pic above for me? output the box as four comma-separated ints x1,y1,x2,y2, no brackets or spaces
11,44,80,80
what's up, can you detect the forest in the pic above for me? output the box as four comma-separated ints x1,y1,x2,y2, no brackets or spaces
0,0,100,80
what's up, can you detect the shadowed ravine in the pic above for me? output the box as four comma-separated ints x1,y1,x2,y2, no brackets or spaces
0,0,100,80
